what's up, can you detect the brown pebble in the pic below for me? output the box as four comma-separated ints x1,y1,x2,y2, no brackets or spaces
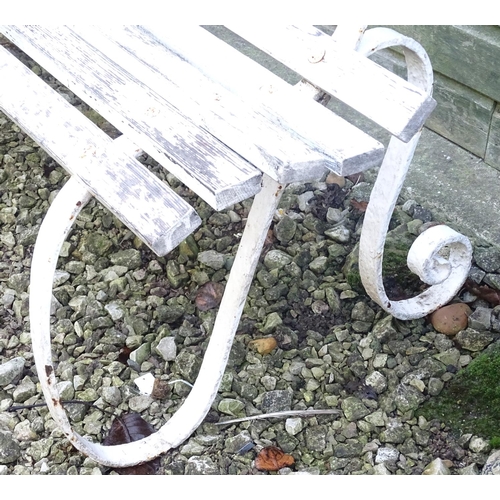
430,303,472,336
248,337,278,355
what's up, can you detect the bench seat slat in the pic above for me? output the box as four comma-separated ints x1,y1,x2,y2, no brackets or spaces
225,25,437,142
0,45,201,257
72,25,338,184
142,25,386,178
84,25,385,181
0,25,262,211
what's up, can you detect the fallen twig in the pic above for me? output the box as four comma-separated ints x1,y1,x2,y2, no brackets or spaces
215,409,340,426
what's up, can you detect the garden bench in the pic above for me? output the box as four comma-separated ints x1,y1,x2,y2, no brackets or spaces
0,25,473,468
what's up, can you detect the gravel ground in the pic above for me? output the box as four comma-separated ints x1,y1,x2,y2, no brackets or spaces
1,38,500,476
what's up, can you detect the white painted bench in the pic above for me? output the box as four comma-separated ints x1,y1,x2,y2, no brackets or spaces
0,25,473,468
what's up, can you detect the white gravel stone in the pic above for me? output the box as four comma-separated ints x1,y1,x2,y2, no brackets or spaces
373,353,388,368
373,463,391,474
0,357,25,387
325,226,351,243
285,418,303,436
469,436,490,453
423,458,451,475
156,337,177,361
375,446,399,464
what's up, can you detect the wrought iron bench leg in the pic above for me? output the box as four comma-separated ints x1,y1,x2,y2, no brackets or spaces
29,173,283,467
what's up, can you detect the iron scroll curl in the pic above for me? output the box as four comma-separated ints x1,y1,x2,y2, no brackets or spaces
356,28,473,320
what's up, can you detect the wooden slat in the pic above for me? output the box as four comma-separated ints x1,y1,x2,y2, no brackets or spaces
143,25,386,178
0,45,201,257
88,25,385,181
225,24,437,142
2,25,385,183
69,25,331,184
0,25,262,210
71,26,331,186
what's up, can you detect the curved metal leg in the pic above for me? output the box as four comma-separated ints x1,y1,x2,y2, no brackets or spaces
355,28,473,320
30,174,283,467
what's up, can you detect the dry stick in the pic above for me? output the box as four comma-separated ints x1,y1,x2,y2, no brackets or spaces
215,409,341,426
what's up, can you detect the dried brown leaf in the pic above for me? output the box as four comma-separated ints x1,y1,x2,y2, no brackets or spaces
195,281,225,311
151,379,171,400
103,413,160,475
350,199,368,212
264,228,275,247
117,346,132,365
255,446,295,471
464,279,500,306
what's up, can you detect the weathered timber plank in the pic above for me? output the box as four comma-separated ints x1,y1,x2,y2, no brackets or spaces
75,25,385,181
145,26,383,178
431,76,494,160
0,25,262,210
0,45,201,256
378,25,500,104
143,25,385,178
70,25,337,183
225,24,436,142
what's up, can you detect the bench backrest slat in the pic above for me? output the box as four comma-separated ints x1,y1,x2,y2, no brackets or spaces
0,45,201,256
70,25,338,184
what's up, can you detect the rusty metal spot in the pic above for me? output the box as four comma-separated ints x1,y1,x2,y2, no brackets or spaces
45,365,53,377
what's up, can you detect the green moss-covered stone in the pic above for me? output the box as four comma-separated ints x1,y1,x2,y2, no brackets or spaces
343,223,421,297
79,232,113,256
218,398,245,417
417,343,500,439
110,248,142,269
179,234,199,259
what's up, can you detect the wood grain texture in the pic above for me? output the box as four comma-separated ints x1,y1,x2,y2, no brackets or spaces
143,25,386,178
0,25,262,210
485,104,500,170
74,25,332,183
0,45,201,256
226,24,436,142
371,48,495,160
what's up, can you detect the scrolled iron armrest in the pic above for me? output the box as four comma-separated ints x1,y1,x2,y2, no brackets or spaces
356,28,473,320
